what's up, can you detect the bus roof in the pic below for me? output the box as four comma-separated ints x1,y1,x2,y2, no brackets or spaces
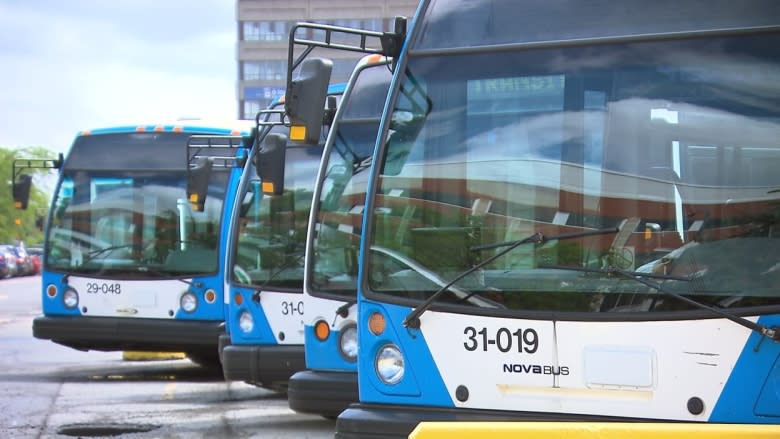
78,119,256,137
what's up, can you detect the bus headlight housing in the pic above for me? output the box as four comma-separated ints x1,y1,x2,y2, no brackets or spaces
238,311,254,333
338,324,358,362
63,287,79,309
180,292,198,313
375,344,404,385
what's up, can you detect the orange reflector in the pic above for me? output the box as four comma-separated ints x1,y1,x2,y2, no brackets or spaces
234,293,243,306
189,193,200,203
365,54,384,65
46,284,58,298
14,201,22,209
314,320,330,341
261,181,275,194
644,227,652,240
368,312,386,336
289,125,306,141
205,289,216,303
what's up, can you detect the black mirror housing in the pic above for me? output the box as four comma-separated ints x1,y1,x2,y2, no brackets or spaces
254,133,288,195
13,174,32,210
187,157,213,212
286,58,333,145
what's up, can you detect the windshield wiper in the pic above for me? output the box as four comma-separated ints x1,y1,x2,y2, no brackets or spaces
62,241,197,287
403,227,619,329
62,243,138,283
540,264,780,341
136,264,201,287
248,251,306,302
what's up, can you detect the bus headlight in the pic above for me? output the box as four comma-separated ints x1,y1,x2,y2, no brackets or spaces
180,292,198,313
375,344,404,385
338,324,358,362
239,311,254,333
63,287,79,309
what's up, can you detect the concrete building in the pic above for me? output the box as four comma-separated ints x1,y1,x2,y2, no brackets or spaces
236,0,419,119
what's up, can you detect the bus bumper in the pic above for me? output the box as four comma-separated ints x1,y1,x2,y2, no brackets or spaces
288,369,358,418
220,343,304,389
335,404,655,439
32,315,223,353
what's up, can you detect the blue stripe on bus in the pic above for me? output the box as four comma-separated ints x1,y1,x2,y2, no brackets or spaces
304,324,358,371
710,314,780,422
226,287,278,345
357,301,453,406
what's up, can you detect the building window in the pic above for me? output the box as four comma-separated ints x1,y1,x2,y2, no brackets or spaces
242,61,286,81
243,20,292,42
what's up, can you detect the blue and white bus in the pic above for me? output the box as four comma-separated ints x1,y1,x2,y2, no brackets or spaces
287,54,393,418
219,82,346,389
282,0,780,437
30,121,254,367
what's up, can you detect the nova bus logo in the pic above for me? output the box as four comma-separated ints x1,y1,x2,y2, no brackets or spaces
503,363,570,375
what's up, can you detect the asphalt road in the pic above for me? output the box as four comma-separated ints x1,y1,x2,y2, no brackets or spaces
0,275,335,438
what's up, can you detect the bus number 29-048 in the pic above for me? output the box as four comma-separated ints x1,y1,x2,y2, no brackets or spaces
463,326,538,353
86,282,121,295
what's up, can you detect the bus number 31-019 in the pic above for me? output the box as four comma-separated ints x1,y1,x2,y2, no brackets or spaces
463,326,539,353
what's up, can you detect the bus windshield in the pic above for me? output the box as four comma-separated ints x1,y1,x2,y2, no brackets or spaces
232,143,325,289
366,31,780,314
309,63,392,299
47,132,230,277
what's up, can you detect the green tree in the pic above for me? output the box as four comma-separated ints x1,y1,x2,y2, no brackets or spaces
0,146,59,245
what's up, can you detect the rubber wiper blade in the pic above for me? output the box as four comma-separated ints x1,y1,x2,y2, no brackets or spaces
62,243,135,283
546,264,780,341
403,226,619,329
537,264,694,282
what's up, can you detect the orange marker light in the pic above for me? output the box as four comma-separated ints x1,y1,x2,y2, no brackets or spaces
289,125,306,141
153,125,165,132
365,54,384,65
368,312,386,336
314,320,330,341
46,284,58,298
135,126,146,132
204,289,216,303
261,181,275,194
234,293,244,306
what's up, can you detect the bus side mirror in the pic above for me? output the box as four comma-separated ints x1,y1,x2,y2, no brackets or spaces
12,174,32,210
187,157,212,212
254,133,287,195
286,58,333,145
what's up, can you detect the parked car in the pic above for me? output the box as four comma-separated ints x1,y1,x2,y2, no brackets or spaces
11,246,34,276
26,246,43,275
0,251,9,278
0,245,18,277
